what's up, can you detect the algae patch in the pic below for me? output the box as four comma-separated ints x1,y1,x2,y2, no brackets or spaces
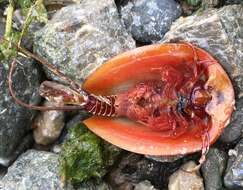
60,123,120,184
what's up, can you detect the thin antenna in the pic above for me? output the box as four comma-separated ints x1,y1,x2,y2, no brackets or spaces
8,57,85,111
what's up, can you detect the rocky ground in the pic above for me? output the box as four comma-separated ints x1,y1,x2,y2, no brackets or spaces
0,0,243,189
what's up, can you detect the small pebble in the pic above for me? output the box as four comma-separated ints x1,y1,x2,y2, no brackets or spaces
168,161,204,190
33,100,65,145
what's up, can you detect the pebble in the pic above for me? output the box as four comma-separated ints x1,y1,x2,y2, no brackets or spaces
201,148,227,190
33,100,65,145
224,139,243,189
168,161,204,190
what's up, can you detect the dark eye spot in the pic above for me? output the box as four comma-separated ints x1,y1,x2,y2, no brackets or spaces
137,97,146,107
154,84,163,94
153,107,160,117
177,95,188,114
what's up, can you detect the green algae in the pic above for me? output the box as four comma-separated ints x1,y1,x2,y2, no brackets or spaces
60,123,121,184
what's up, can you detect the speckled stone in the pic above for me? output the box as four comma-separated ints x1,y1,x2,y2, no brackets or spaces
0,150,63,190
201,148,227,190
121,0,181,43
0,33,41,166
162,5,243,143
0,149,115,190
34,0,135,82
224,139,243,189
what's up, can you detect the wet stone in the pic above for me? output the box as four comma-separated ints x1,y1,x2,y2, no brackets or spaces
34,0,135,82
168,161,204,190
33,100,65,145
120,0,182,43
107,153,181,190
201,148,227,190
0,54,41,166
224,139,243,189
162,5,243,143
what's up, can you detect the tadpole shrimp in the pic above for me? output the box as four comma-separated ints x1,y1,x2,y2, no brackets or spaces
4,38,235,170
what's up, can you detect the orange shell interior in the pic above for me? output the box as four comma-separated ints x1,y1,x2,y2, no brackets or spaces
82,43,235,156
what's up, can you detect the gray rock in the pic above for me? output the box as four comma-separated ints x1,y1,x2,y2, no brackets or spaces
0,166,6,180
121,0,181,43
162,5,243,143
0,149,114,190
225,0,243,5
34,0,135,82
0,150,63,190
33,100,65,145
0,45,41,165
201,0,221,8
168,161,204,190
224,139,243,189
134,180,158,190
58,113,90,144
201,148,227,190
76,180,112,190
107,153,180,190
220,98,243,143
146,155,184,163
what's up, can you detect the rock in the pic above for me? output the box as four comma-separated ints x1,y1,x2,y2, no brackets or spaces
201,0,221,8
220,98,243,143
168,161,204,190
34,0,135,82
162,5,243,143
58,113,90,144
0,47,41,165
76,180,112,190
107,153,181,190
44,0,81,18
146,155,184,163
225,0,243,5
185,0,201,7
33,100,65,145
134,180,158,190
180,0,200,16
224,139,243,189
0,166,6,180
0,150,63,190
120,0,181,43
201,148,227,190
0,149,114,190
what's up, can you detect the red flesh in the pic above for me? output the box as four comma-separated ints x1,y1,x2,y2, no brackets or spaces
114,59,211,138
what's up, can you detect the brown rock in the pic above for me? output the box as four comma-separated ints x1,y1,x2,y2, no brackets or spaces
168,161,204,190
33,101,65,145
